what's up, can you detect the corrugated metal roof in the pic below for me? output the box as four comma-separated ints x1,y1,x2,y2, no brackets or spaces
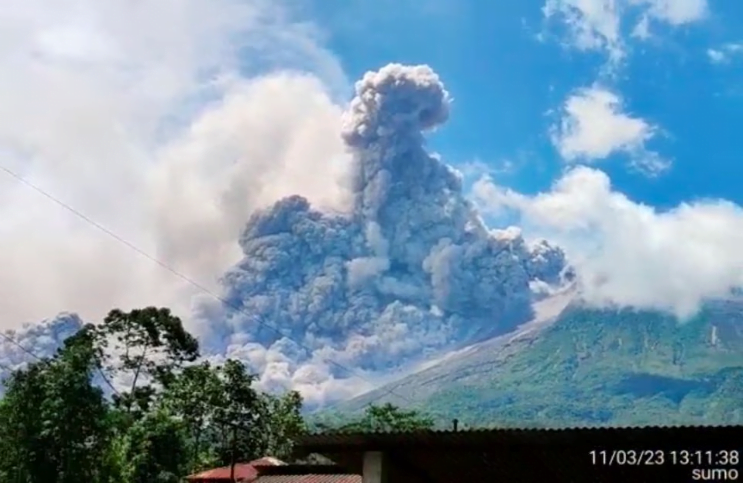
295,425,743,483
299,424,743,449
186,457,286,482
252,473,361,483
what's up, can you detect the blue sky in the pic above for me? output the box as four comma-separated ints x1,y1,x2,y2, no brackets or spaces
307,0,742,208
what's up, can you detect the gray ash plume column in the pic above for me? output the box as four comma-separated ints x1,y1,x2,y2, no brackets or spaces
199,64,569,401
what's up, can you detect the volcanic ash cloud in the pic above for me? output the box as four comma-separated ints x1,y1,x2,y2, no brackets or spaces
195,64,570,404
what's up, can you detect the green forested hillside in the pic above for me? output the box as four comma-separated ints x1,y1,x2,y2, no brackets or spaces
325,299,743,429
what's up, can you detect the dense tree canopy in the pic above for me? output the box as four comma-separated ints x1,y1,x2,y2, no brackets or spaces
0,306,435,482
315,403,435,434
0,327,110,482
0,307,305,482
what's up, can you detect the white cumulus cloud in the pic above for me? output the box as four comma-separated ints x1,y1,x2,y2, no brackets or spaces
550,86,668,175
543,0,709,63
707,43,743,65
628,0,708,26
0,0,349,329
543,0,625,62
472,166,743,319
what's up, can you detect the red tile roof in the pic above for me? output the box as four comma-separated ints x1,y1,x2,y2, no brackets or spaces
247,464,360,483
186,457,286,482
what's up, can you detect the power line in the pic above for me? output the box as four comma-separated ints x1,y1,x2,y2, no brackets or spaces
0,164,417,410
0,329,120,396
0,332,36,384
0,331,43,362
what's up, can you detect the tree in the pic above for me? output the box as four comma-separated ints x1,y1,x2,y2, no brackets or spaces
0,308,201,482
159,359,307,471
210,359,291,465
0,306,310,482
0,361,50,482
159,361,226,470
0,328,110,482
263,390,307,459
115,409,190,483
91,307,200,414
331,403,435,433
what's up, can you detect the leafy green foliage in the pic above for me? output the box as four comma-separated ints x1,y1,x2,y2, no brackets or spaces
0,327,110,482
0,306,308,482
316,403,434,433
0,361,52,482
116,410,190,483
91,307,200,414
158,361,225,468
160,358,306,467
328,302,743,429
263,390,307,458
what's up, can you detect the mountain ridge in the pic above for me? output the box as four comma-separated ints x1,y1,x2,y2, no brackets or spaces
319,295,742,428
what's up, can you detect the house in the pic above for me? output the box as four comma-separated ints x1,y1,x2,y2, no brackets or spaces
186,457,362,483
294,425,743,482
250,465,361,483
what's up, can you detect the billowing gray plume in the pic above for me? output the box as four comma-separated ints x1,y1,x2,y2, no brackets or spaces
196,64,569,404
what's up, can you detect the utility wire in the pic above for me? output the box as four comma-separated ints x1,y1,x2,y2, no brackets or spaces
0,330,43,362
0,329,120,395
0,164,419,411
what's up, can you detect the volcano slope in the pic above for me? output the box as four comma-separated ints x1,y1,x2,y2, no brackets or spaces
322,295,743,429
